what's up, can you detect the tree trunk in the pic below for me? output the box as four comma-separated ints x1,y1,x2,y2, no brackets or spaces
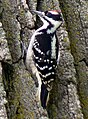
59,0,88,118
0,0,88,119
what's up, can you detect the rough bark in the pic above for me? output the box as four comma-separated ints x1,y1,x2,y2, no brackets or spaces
1,0,48,118
0,0,88,119
59,0,88,118
0,21,9,119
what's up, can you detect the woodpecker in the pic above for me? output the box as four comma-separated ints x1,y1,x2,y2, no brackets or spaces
26,10,63,108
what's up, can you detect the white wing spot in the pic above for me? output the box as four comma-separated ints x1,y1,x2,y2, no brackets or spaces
36,63,48,70
49,67,52,70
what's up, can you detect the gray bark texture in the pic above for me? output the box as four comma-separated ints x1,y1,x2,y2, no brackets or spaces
0,0,88,119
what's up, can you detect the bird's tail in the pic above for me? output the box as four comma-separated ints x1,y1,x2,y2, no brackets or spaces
40,82,49,109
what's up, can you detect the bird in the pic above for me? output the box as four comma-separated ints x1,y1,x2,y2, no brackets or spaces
26,10,63,109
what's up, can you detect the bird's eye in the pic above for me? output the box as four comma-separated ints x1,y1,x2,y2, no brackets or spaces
45,12,52,18
45,11,48,15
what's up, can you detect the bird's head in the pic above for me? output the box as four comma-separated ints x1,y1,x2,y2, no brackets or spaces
32,10,63,29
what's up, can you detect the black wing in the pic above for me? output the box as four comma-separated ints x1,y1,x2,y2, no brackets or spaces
33,33,58,83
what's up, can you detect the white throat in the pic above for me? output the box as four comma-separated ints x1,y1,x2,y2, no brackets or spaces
36,17,62,34
47,21,62,34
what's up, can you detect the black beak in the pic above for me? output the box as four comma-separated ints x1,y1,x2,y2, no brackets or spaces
31,10,44,18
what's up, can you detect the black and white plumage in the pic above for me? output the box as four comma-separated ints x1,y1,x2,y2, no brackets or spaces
26,10,63,108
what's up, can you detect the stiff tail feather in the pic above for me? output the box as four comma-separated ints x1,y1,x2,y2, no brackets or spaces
40,82,49,109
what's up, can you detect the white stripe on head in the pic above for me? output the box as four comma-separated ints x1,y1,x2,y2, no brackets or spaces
49,11,59,15
49,10,61,15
